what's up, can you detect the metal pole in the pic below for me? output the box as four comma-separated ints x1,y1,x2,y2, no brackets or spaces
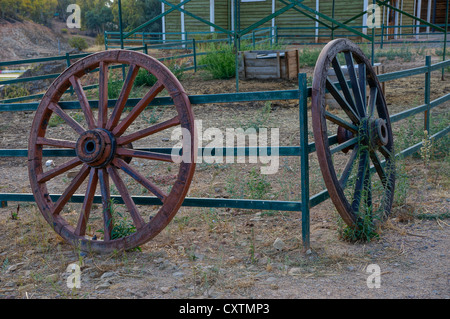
424,56,431,132
234,0,239,92
118,0,125,80
118,0,124,50
372,0,376,65
442,0,449,80
193,39,197,72
298,73,310,252
331,0,335,40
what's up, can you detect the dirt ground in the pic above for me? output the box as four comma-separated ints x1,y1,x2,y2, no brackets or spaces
0,46,449,300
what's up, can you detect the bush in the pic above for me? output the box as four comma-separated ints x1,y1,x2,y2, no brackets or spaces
1,85,29,99
95,33,105,46
134,68,157,87
134,62,184,87
199,45,236,79
298,48,321,67
69,36,88,51
61,28,68,34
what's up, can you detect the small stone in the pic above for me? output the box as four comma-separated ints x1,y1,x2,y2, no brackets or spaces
154,257,166,264
6,263,25,273
45,274,59,283
100,272,116,279
288,267,302,276
160,287,170,294
273,238,285,251
95,281,111,290
18,284,35,292
45,160,55,167
172,271,185,278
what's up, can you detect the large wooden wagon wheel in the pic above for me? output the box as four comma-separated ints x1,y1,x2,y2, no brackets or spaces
311,39,395,228
28,50,196,253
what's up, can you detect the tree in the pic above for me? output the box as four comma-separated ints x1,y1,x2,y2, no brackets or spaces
110,0,162,33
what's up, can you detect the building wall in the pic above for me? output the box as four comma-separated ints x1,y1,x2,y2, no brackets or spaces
162,0,442,43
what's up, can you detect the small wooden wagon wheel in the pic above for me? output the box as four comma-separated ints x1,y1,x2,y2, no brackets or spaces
311,39,395,228
28,50,196,253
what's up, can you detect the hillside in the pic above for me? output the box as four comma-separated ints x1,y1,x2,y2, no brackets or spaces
0,18,73,62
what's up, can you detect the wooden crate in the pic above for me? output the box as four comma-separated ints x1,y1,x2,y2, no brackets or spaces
238,49,299,80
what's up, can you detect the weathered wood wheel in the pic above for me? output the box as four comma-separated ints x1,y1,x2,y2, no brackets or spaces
28,50,196,253
311,39,395,228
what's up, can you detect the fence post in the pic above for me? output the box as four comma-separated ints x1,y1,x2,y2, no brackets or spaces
252,31,255,49
275,25,279,45
424,55,431,132
380,24,384,49
144,43,148,55
193,38,197,72
65,53,73,95
298,73,310,251
104,31,108,50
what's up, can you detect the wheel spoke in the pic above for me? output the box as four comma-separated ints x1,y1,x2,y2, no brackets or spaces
326,78,360,124
325,111,358,133
365,166,372,209
351,149,369,213
36,137,76,149
75,168,98,236
48,102,86,135
358,63,367,111
368,87,378,118
37,157,82,183
379,145,392,159
339,146,359,188
107,166,145,229
369,151,387,187
116,147,178,163
344,52,365,118
117,116,180,145
330,136,359,154
98,62,109,128
331,57,357,112
112,81,164,137
70,76,96,130
52,164,90,215
113,158,167,202
98,168,113,241
106,64,140,131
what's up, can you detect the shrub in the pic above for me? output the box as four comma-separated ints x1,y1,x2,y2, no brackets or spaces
134,68,157,87
1,85,29,99
108,76,123,99
298,48,321,67
61,28,68,34
95,33,105,46
69,36,88,51
199,45,236,79
134,62,183,87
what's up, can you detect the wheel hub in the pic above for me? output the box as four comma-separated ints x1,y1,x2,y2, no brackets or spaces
369,118,389,148
75,128,116,167
337,117,388,153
